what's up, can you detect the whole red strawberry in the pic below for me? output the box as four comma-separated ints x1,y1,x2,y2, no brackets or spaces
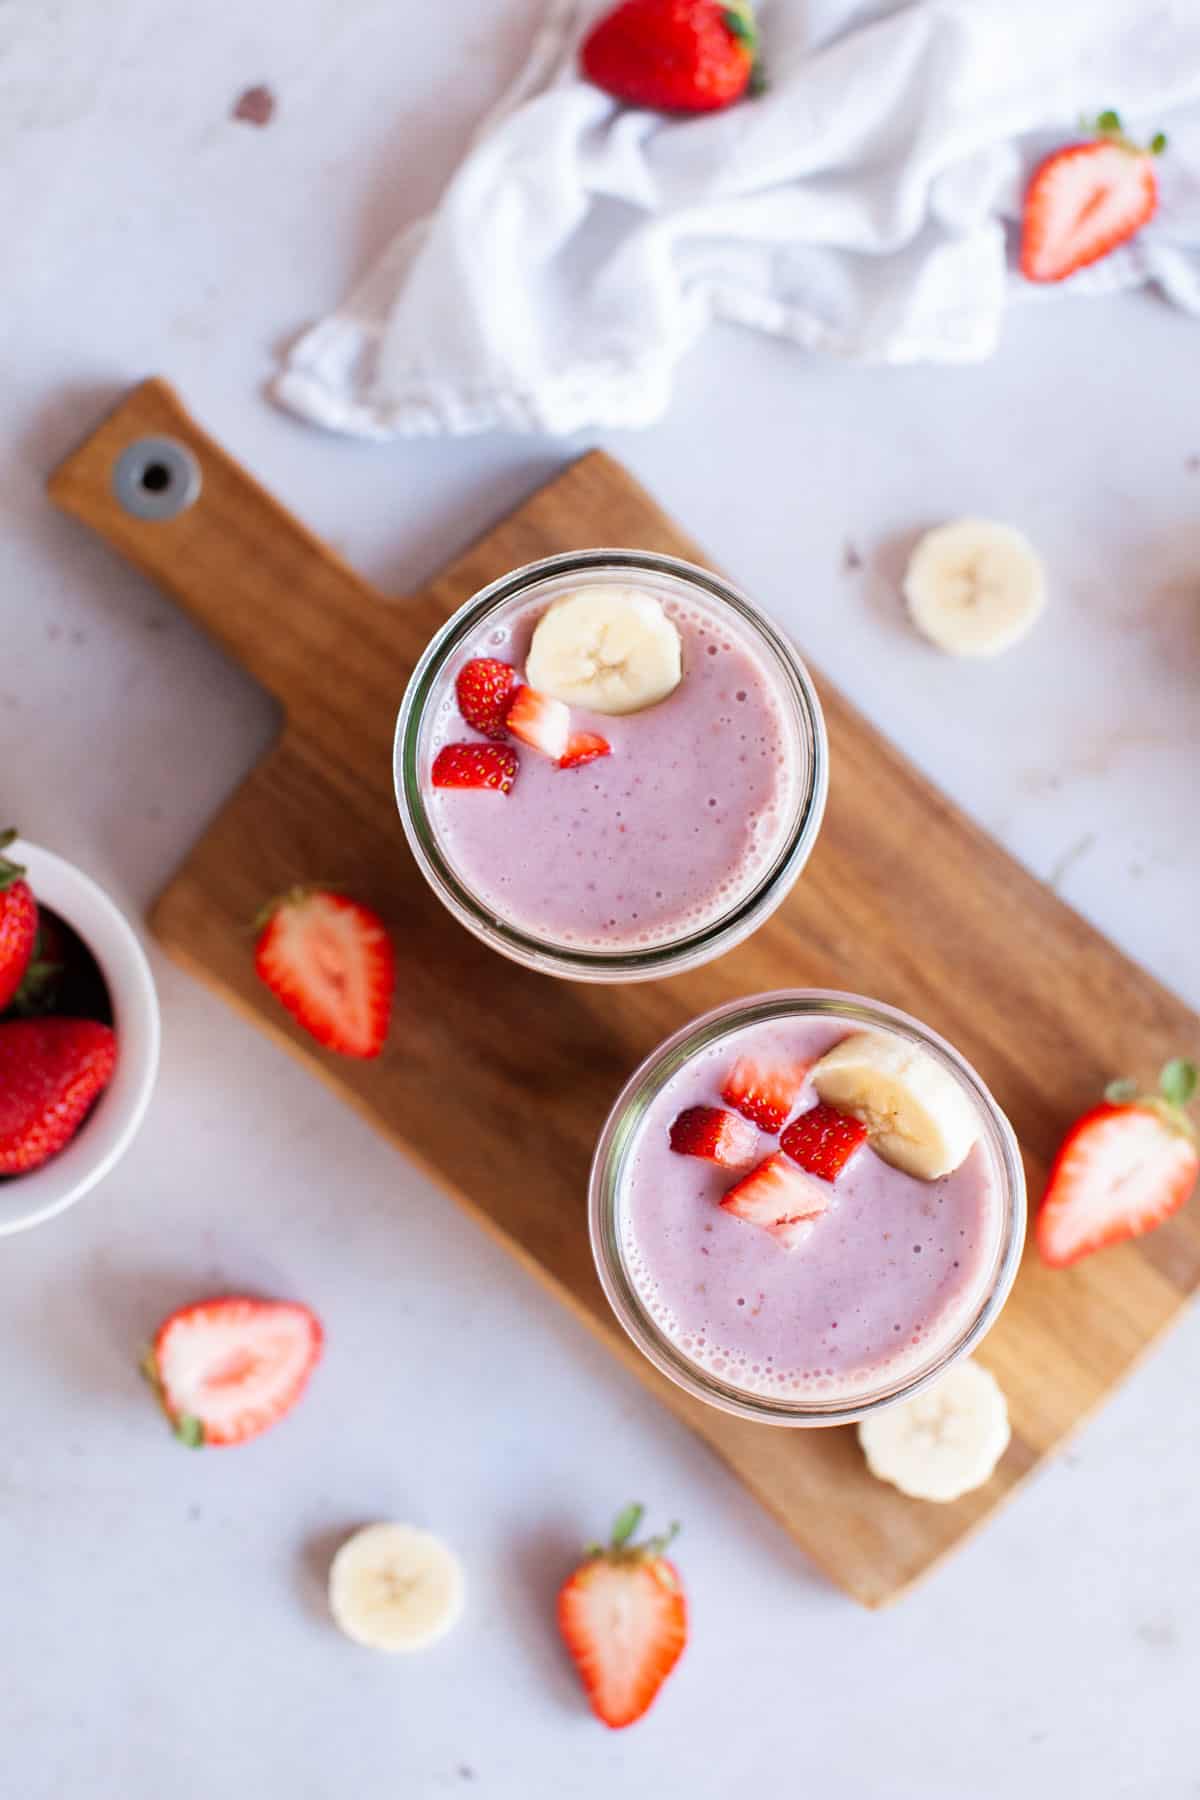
0,829,38,1011
557,1504,687,1728
0,1018,117,1173
581,0,759,114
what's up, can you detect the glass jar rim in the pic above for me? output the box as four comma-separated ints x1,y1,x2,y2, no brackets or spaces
588,989,1027,1427
393,550,828,982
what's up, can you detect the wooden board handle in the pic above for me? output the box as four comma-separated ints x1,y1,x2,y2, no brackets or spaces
47,378,397,741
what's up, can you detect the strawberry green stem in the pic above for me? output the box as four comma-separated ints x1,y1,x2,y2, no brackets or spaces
0,827,26,891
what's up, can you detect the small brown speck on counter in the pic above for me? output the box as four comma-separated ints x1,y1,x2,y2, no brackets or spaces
232,84,276,127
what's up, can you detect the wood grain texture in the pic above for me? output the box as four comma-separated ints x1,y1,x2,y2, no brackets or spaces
49,379,1200,1607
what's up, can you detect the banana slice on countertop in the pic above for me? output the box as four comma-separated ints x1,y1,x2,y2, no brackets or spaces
858,1359,1010,1502
328,1522,465,1652
903,518,1046,657
811,1031,978,1180
525,585,683,715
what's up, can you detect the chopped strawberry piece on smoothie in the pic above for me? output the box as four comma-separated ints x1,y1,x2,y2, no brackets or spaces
431,742,519,793
669,1104,757,1168
559,731,612,771
455,658,520,739
720,1153,832,1230
505,685,571,761
721,1056,810,1134
780,1103,867,1181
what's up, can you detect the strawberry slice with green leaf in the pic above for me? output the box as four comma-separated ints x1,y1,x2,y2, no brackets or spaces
557,1503,687,1729
254,889,394,1059
143,1297,323,1448
1020,111,1166,284
1036,1058,1198,1267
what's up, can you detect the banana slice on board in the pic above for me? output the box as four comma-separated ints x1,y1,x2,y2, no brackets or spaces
858,1359,1010,1502
903,518,1046,657
525,586,682,715
328,1523,465,1652
811,1031,978,1180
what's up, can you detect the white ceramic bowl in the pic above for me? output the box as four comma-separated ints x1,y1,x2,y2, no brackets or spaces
0,842,160,1235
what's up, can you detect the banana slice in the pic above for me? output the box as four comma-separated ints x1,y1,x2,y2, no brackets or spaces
903,518,1046,657
525,585,682,715
811,1031,978,1180
858,1359,1010,1502
328,1522,465,1653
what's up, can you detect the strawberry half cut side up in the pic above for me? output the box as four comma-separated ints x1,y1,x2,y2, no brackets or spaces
1036,1058,1198,1267
455,657,519,740
1020,111,1166,284
557,1503,687,1730
0,827,38,1012
720,1152,832,1231
721,1055,810,1135
143,1297,324,1448
254,889,395,1059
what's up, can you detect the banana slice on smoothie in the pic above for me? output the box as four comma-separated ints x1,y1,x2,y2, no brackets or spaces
328,1522,465,1652
810,1031,978,1180
525,586,682,715
903,518,1046,657
858,1359,1010,1502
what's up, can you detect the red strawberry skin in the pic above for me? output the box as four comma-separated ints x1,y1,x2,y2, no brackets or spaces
581,0,755,113
780,1103,867,1181
669,1104,757,1167
431,742,519,794
557,1555,687,1729
454,658,519,739
0,834,37,1011
0,1018,117,1173
150,1297,323,1447
720,1056,810,1135
1036,1102,1198,1267
1020,141,1157,283
255,891,394,1059
559,731,612,771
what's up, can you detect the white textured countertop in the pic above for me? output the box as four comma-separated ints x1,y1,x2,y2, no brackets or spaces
3,4,1198,1796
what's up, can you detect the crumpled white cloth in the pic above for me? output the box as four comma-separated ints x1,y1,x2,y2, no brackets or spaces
274,0,1200,438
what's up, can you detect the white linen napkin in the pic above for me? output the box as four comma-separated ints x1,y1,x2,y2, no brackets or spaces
274,0,1200,438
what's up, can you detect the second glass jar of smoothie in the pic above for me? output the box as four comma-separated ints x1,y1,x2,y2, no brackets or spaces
394,551,827,981
589,991,1025,1426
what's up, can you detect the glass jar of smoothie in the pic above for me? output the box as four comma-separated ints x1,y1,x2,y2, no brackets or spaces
589,991,1025,1427
394,551,827,981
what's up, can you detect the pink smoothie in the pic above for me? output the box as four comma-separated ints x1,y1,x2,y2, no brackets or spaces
621,1016,1003,1402
420,583,798,951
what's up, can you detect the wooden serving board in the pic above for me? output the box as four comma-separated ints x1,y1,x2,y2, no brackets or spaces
50,380,1200,1607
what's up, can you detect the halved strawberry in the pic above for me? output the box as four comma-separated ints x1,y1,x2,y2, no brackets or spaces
557,1504,687,1730
505,685,570,761
0,829,38,1012
721,1055,810,1135
1036,1060,1198,1267
455,657,519,739
0,1018,117,1174
720,1152,832,1230
1020,113,1165,284
144,1297,323,1447
431,741,519,793
669,1104,757,1168
254,889,394,1059
780,1102,867,1182
559,731,612,771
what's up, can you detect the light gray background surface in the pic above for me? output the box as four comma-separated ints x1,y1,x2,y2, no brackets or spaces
3,5,1197,1795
